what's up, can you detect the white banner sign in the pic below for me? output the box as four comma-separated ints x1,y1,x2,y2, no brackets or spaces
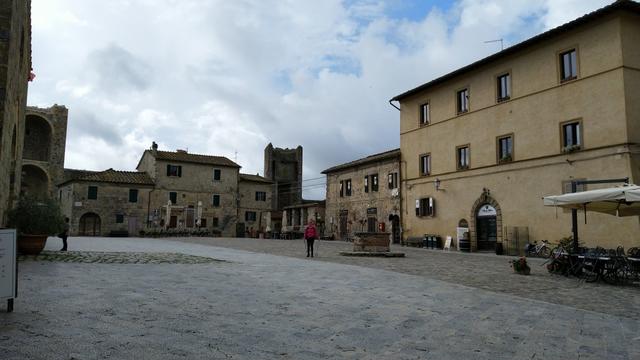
0,229,17,300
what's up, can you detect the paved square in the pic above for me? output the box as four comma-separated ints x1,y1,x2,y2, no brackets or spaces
1,237,638,359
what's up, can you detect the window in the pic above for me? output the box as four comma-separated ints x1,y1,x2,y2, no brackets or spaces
116,214,124,223
245,211,257,222
169,192,177,204
212,194,220,207
371,174,378,192
340,181,344,197
415,197,436,217
346,179,352,196
212,217,219,227
560,49,577,81
129,189,139,203
457,145,470,170
562,121,581,152
213,169,221,181
419,154,431,176
255,191,266,201
497,135,513,163
388,172,398,189
497,73,511,101
457,88,469,114
364,176,369,193
419,103,430,125
167,164,182,177
87,186,98,200
562,179,587,194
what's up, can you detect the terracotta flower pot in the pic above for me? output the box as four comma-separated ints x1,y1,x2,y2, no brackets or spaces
18,234,48,255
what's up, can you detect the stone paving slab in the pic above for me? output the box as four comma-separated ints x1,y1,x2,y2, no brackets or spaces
0,236,638,359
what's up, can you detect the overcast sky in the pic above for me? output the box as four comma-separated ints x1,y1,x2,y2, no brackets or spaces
28,0,613,198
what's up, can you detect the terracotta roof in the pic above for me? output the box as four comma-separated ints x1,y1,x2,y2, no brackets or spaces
60,168,155,186
148,150,240,168
322,148,400,174
391,0,640,102
239,173,273,183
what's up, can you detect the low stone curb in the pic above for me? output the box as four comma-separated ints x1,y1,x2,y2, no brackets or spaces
339,251,405,257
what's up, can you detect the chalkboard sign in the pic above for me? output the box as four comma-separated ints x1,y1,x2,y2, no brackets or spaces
0,229,17,311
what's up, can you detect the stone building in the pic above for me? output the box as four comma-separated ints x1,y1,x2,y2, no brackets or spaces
136,144,241,237
390,1,640,251
21,105,67,199
0,0,31,226
322,149,401,242
282,200,326,238
58,169,154,236
237,173,273,236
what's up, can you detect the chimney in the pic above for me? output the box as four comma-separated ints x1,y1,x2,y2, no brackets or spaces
151,141,158,155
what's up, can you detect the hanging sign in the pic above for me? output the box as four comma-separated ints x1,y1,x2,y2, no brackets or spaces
0,229,17,302
477,204,497,217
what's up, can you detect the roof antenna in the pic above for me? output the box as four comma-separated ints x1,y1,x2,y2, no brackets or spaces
484,38,504,51
234,150,238,162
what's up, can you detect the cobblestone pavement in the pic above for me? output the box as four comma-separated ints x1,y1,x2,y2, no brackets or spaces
0,236,638,359
167,236,640,320
18,250,223,264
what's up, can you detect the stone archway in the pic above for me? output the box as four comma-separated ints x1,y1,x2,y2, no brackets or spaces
20,164,50,199
469,188,502,252
23,114,53,161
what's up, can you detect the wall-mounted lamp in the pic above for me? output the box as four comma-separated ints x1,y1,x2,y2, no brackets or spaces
435,178,441,191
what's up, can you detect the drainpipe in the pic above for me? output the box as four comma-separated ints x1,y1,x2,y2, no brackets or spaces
146,188,154,228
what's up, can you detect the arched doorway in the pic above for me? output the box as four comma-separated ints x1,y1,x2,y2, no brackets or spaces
389,214,400,244
23,115,52,161
470,188,502,252
79,213,101,236
20,164,49,199
476,204,497,251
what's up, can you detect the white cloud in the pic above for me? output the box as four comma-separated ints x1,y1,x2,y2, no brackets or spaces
29,0,619,199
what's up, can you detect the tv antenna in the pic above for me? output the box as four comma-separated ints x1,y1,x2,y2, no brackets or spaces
234,150,238,162
484,38,504,51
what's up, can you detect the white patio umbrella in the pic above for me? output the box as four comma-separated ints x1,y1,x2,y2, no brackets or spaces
196,201,203,227
543,184,640,217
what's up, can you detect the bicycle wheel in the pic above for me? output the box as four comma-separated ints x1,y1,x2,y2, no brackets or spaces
540,246,551,258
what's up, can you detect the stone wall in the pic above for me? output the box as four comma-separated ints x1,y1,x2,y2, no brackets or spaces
61,182,153,236
325,159,400,240
238,179,273,232
22,105,67,198
0,0,31,226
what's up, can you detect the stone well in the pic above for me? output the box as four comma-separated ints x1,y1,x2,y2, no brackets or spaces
352,232,391,252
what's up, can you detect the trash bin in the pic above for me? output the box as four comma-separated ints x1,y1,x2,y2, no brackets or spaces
495,242,504,255
423,234,428,248
434,236,441,249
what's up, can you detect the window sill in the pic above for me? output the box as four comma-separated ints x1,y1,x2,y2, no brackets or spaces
562,145,581,154
560,76,578,83
419,122,430,127
456,110,469,116
457,166,470,171
497,96,511,103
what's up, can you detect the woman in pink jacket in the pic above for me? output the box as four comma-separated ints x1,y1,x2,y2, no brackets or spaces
304,220,318,257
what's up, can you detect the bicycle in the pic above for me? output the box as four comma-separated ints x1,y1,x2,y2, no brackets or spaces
524,240,552,258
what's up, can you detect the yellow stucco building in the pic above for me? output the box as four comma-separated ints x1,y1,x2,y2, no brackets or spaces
391,1,640,252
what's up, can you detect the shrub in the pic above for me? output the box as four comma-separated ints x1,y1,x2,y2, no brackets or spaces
7,197,65,235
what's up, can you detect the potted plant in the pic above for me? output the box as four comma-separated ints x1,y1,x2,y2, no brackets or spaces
7,197,65,255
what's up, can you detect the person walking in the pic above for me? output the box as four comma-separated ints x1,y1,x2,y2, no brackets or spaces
304,220,317,258
60,217,70,251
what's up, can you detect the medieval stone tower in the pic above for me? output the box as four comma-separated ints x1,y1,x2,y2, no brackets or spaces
21,105,67,198
263,143,303,210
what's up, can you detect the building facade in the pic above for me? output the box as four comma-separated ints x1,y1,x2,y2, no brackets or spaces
0,0,31,226
282,200,326,238
238,173,274,236
22,105,67,199
391,1,640,251
59,169,154,236
136,144,241,237
322,149,401,242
